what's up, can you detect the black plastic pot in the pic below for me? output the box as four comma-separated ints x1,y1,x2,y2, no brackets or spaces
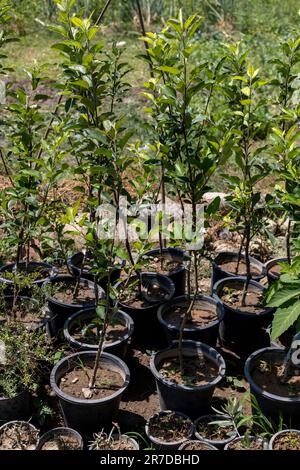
213,276,275,357
63,308,134,359
50,351,130,435
269,429,300,450
244,347,300,428
178,440,218,450
67,252,123,291
150,340,226,418
194,414,238,449
36,427,84,450
115,273,175,348
0,390,30,423
44,275,105,336
157,295,224,347
211,252,266,289
0,261,58,294
145,410,194,450
224,436,267,450
265,257,288,284
2,296,47,331
139,247,186,296
0,421,39,450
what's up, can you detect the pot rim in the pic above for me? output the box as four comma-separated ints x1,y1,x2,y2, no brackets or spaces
36,426,83,450
212,251,266,279
268,429,300,450
50,351,130,405
244,346,300,403
0,261,58,285
139,247,187,276
145,410,194,446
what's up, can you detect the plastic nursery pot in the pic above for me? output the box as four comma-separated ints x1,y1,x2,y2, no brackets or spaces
67,252,124,291
224,436,268,450
178,440,218,450
50,351,130,435
265,257,288,284
244,347,300,428
0,420,39,450
0,261,58,294
44,275,105,336
194,414,238,449
0,390,30,423
63,308,134,359
36,427,84,450
150,340,226,419
139,247,187,296
145,410,194,450
211,252,266,289
268,429,300,450
2,296,47,332
157,295,224,347
212,276,275,358
114,273,175,348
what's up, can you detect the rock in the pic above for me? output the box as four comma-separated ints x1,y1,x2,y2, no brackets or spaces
71,377,79,384
82,387,93,399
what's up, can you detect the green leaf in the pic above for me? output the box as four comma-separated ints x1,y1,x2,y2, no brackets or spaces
271,300,300,340
268,286,300,308
157,66,181,75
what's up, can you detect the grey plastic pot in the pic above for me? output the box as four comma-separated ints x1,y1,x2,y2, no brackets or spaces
44,275,105,336
194,414,238,449
213,276,275,357
36,427,84,450
157,295,224,347
268,429,300,450
224,436,268,450
211,252,266,289
244,347,300,428
50,351,130,435
178,440,218,450
0,421,39,450
0,390,30,423
63,308,134,359
265,258,288,284
139,247,187,296
150,340,226,418
145,410,194,450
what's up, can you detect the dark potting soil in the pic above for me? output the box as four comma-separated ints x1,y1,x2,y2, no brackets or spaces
119,281,166,308
221,287,265,313
149,412,191,442
219,260,260,276
52,282,95,305
183,442,215,450
197,417,235,441
0,423,38,450
72,319,127,345
40,434,81,450
272,432,300,450
141,254,183,275
164,303,217,329
158,354,218,387
59,364,124,400
227,437,265,450
252,358,300,397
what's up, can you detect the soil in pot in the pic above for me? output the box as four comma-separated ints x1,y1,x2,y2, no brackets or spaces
180,441,216,450
251,356,300,398
196,416,235,442
51,281,95,306
59,361,124,400
148,411,192,443
220,287,265,314
0,297,44,329
71,316,127,346
39,433,82,450
119,277,169,308
226,436,265,450
163,303,218,329
158,354,218,387
0,422,39,450
272,431,300,450
89,433,138,450
141,254,183,276
218,260,261,277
